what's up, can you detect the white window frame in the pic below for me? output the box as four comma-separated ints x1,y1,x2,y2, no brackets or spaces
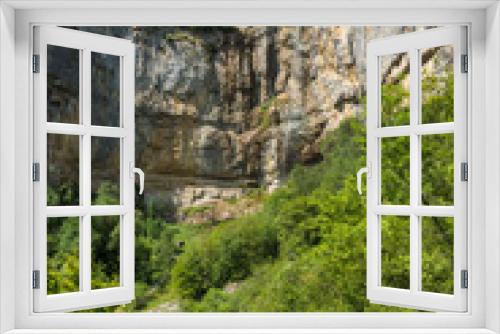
366,26,468,312
32,26,136,312
0,1,499,333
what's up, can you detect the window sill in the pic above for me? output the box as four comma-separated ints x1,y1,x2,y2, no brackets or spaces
4,329,497,334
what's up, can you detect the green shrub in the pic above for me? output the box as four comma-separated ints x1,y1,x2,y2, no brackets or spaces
171,214,278,299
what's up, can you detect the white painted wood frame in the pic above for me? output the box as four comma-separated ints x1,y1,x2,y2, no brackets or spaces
366,26,468,312
32,26,136,312
0,1,497,333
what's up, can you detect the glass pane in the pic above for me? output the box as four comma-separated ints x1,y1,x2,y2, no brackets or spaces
421,45,454,124
47,217,80,295
47,134,79,206
379,52,410,127
91,52,120,127
381,136,410,205
381,215,410,289
91,216,120,289
421,133,454,206
91,137,120,205
47,45,80,124
421,216,454,294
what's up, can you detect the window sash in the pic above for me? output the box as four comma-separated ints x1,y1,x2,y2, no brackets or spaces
366,26,468,312
32,26,136,312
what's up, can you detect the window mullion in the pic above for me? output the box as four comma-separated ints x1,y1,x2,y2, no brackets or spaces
409,48,421,293
374,122,454,138
81,48,92,293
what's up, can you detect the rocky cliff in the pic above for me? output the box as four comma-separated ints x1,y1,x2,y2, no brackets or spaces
75,26,424,220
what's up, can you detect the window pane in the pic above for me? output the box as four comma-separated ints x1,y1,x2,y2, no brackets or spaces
379,52,410,127
91,52,120,127
91,216,120,289
47,134,80,206
381,215,410,289
421,133,454,206
421,216,454,294
91,137,120,205
47,217,80,295
421,45,454,124
47,45,80,124
381,136,410,205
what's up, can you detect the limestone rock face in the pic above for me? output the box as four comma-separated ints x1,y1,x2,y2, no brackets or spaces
75,26,424,220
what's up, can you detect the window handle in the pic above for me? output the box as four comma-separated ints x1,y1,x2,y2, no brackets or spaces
134,168,145,195
356,163,371,195
130,162,145,195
